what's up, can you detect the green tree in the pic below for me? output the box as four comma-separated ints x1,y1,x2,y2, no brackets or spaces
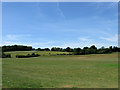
73,48,81,55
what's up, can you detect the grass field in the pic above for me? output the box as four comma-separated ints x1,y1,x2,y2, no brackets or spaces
2,52,118,88
4,51,71,58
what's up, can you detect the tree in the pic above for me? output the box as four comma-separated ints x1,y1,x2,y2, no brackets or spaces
65,47,70,52
89,45,97,54
83,47,90,54
32,48,35,51
73,48,81,55
101,46,105,50
83,47,88,50
2,52,11,58
37,48,41,51
112,46,118,52
109,46,112,50
65,47,73,52
51,47,56,51
62,49,66,52
44,48,50,51
32,53,35,56
2,45,32,52
109,46,112,53
90,45,97,49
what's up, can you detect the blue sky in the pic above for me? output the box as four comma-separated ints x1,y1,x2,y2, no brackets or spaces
2,2,118,48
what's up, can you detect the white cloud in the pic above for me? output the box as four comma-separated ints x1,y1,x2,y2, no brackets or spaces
58,35,118,48
56,2,65,19
78,37,91,41
2,41,54,49
95,2,117,10
5,35,19,41
2,34,32,46
3,41,24,46
2,34,56,48
107,2,118,9
100,34,118,43
4,34,31,41
31,41,54,46
58,41,107,49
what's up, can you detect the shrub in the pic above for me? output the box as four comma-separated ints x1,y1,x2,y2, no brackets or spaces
16,53,40,58
32,53,35,56
2,53,11,58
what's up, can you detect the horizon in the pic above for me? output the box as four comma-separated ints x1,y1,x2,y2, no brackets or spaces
1,44,118,49
2,2,118,48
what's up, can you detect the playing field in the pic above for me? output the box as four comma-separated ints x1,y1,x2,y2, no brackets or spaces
2,52,118,88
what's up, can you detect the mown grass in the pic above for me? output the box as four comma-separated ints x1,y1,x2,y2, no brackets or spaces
4,51,71,58
2,52,118,88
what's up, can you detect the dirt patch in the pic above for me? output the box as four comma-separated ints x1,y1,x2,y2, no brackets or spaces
76,56,87,59
79,57,86,58
64,85,73,88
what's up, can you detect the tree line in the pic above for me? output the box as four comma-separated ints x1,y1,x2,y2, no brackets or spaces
2,45,32,52
0,45,120,58
1,45,120,53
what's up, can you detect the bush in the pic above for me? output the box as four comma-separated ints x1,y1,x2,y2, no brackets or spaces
32,53,35,56
63,54,66,55
16,55,26,58
2,53,11,58
16,53,40,58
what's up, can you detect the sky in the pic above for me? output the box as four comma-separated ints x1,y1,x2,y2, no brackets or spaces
2,2,118,49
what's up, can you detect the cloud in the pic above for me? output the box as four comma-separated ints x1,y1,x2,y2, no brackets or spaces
107,2,118,9
4,34,31,41
78,37,91,41
100,34,118,42
94,2,118,16
2,41,54,49
5,35,19,41
59,35,118,48
56,2,65,19
31,41,54,46
2,34,55,48
2,34,32,45
3,41,24,46
95,2,117,10
58,41,106,49
36,3,46,18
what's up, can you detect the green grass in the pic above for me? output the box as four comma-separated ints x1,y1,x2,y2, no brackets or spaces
0,58,2,90
4,51,71,58
2,52,118,88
